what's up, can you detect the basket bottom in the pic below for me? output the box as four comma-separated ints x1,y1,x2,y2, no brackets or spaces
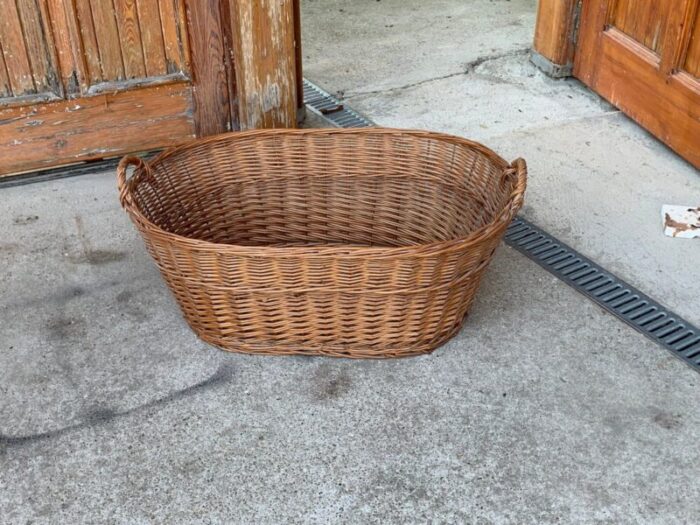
194,317,468,359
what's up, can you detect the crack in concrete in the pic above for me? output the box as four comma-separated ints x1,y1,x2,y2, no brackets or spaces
0,364,234,451
344,48,530,99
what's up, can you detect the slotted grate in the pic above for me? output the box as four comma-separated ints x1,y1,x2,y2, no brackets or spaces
303,79,372,128
505,218,700,371
303,78,700,373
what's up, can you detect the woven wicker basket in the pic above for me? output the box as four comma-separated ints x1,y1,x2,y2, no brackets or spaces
117,128,526,358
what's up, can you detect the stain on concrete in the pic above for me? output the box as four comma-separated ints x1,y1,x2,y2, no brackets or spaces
653,412,683,430
13,215,39,225
0,364,234,450
72,215,127,265
3,281,135,310
44,316,85,390
71,249,127,266
55,286,85,304
115,289,151,321
0,242,20,253
46,316,82,341
116,290,134,303
83,407,119,425
313,364,352,400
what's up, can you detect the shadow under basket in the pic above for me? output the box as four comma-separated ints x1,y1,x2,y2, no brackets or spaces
117,128,527,358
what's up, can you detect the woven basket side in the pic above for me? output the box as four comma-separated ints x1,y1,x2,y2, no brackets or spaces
117,128,527,358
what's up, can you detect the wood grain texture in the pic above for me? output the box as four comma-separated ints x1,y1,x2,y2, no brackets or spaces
228,0,298,129
0,82,194,174
47,0,84,93
0,0,36,94
16,0,60,94
0,41,11,96
185,0,231,135
575,0,700,168
1,0,302,172
217,0,239,129
610,0,671,54
533,0,579,66
683,3,700,76
158,0,188,74
136,0,167,76
293,0,303,111
69,0,188,89
89,0,124,80
73,0,102,84
114,0,147,78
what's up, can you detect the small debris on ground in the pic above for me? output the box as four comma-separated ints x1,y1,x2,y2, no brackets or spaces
13,215,39,225
662,205,700,238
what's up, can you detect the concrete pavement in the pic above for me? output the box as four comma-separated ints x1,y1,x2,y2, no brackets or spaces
1,0,699,523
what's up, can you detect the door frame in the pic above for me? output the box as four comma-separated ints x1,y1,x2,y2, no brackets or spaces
531,0,581,78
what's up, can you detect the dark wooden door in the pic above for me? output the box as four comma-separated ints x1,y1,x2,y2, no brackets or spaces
575,0,700,167
0,0,300,175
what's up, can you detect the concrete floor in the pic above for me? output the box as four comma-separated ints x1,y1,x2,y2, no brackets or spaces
2,0,699,523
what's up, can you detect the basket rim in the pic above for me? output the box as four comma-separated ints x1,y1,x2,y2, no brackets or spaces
118,127,526,259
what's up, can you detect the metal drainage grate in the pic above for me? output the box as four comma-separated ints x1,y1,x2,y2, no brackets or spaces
304,78,700,373
505,218,700,371
303,79,373,128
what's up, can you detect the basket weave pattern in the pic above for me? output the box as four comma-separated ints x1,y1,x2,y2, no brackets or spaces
118,129,526,358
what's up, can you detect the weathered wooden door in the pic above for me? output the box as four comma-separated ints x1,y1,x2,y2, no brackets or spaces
0,0,300,175
575,1,700,167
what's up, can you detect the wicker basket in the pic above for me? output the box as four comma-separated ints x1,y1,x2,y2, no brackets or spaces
117,128,526,358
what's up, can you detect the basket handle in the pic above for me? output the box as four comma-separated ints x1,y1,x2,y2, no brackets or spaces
117,156,146,207
502,158,527,211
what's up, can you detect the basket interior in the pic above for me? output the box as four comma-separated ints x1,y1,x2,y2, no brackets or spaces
129,132,511,247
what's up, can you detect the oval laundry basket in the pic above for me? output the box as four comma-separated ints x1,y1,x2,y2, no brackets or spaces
117,128,526,358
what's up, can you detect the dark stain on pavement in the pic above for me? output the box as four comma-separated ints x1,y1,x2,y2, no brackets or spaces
653,412,683,430
116,290,134,303
72,249,127,266
314,363,352,400
72,215,127,265
46,316,83,341
0,364,234,450
13,215,39,225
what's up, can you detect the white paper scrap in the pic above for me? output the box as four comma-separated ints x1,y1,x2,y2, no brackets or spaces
662,205,700,239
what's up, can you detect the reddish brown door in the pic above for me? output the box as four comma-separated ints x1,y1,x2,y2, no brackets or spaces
575,0,700,167
0,0,300,176
0,0,209,175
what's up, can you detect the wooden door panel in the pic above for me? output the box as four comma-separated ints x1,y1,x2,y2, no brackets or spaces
609,0,671,54
71,0,189,91
0,0,200,175
0,83,194,174
0,0,61,102
159,0,189,74
575,0,700,168
72,0,103,85
683,6,700,76
113,0,148,79
88,0,125,80
0,46,11,97
0,0,301,175
137,0,169,76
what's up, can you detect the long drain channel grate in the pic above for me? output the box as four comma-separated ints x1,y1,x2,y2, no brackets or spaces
505,218,700,371
304,78,700,372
